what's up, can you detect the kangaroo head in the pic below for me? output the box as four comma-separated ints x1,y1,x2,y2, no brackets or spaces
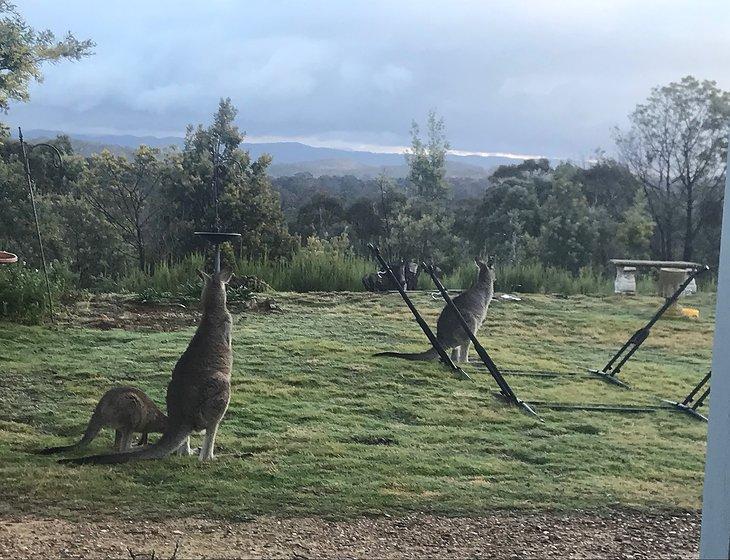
474,256,496,284
197,268,233,311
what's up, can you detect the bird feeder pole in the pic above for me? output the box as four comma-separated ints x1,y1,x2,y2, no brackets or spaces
194,133,241,273
18,127,62,324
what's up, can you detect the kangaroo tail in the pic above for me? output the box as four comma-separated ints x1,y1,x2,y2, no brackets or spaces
38,406,106,455
38,442,83,455
374,347,439,361
59,425,190,465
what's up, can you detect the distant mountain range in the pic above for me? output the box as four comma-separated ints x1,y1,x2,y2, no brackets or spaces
22,129,527,179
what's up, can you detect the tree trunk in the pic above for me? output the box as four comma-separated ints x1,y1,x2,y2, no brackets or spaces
136,225,146,271
137,245,146,271
664,214,674,261
683,183,694,261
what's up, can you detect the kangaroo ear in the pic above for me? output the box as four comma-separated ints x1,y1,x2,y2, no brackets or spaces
219,269,234,284
197,269,211,281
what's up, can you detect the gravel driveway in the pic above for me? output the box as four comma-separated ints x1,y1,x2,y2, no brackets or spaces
0,510,699,559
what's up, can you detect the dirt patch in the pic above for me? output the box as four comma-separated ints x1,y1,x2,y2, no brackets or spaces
59,294,281,332
0,510,698,559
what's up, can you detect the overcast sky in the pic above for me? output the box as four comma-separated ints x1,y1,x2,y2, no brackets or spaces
7,0,730,159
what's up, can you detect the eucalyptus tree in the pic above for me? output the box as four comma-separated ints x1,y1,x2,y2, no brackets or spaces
615,76,730,261
0,1,93,133
80,146,163,270
157,99,292,261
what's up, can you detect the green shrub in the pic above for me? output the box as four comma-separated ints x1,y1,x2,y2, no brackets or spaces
0,262,69,323
116,241,723,297
116,253,205,293
235,234,372,292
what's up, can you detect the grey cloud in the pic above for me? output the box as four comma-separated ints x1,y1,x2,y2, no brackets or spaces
7,0,730,157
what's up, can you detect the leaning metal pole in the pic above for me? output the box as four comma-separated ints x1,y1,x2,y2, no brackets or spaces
661,371,710,422
423,262,540,420
18,127,55,323
368,244,471,381
589,264,709,387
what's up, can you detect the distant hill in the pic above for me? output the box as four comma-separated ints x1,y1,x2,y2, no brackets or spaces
22,129,524,178
266,158,492,179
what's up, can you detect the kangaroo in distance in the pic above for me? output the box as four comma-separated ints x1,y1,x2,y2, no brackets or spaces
363,260,407,292
363,260,441,292
64,269,234,465
376,256,496,363
39,386,167,455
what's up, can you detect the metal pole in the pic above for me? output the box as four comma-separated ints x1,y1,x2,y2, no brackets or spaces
700,139,730,558
214,246,221,274
212,140,221,233
589,264,709,388
368,244,471,381
661,372,711,422
681,371,712,407
18,128,55,324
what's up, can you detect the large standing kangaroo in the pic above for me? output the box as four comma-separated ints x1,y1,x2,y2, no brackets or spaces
39,386,167,454
375,257,495,363
64,269,233,464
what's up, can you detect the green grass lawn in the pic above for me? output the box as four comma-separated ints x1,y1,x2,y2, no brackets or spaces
0,291,715,520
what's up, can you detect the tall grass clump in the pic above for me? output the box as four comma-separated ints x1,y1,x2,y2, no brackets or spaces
114,235,374,295
236,234,372,292
116,253,205,293
0,261,72,323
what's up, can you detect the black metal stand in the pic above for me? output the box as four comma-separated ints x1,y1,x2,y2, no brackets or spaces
18,127,63,324
195,133,245,274
423,262,540,420
588,265,709,387
370,249,713,420
194,232,241,273
661,371,710,422
368,244,471,381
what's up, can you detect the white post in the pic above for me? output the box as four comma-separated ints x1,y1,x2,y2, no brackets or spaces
700,143,730,558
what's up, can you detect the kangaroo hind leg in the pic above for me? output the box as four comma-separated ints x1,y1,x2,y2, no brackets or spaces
176,436,193,456
113,430,123,452
119,430,134,451
200,423,219,461
459,341,471,363
450,346,461,362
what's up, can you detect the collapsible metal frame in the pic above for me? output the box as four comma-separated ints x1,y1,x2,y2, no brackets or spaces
370,247,713,419
465,262,709,388
661,371,711,422
589,264,710,387
423,262,540,420
453,262,709,387
368,244,471,381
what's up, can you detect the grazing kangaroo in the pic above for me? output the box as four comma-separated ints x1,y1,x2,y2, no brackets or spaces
362,260,407,292
39,386,167,455
376,257,495,363
64,269,234,465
